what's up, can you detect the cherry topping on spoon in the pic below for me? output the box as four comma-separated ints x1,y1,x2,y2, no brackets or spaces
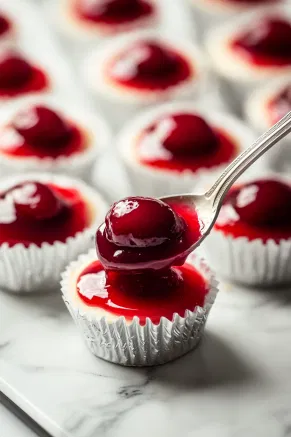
234,18,291,59
227,179,291,227
151,114,219,156
12,105,73,148
0,14,10,36
4,181,65,220
105,197,185,247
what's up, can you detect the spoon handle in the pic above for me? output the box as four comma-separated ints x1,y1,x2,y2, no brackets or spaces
206,111,291,210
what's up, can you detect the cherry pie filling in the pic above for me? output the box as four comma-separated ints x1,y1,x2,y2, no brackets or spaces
77,197,208,324
0,105,88,159
215,179,291,243
0,14,11,37
267,85,291,125
74,0,154,25
0,181,91,247
106,41,192,91
136,113,238,173
0,50,49,98
231,17,291,67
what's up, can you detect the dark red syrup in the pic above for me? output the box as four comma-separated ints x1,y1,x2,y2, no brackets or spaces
75,0,154,25
267,84,291,124
0,14,10,37
0,105,87,159
231,17,291,67
215,179,291,243
107,41,192,91
0,181,90,247
137,113,238,173
77,196,207,323
0,50,49,98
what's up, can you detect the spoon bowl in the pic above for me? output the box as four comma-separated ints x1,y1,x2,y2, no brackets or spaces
161,111,291,256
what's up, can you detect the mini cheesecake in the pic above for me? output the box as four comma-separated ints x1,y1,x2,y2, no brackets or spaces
84,30,207,128
0,173,108,292
0,95,111,179
58,0,159,42
116,102,257,197
206,6,291,110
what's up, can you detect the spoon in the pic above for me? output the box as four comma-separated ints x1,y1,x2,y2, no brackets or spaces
161,110,291,255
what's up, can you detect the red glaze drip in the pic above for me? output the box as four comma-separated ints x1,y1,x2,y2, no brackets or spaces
0,105,87,159
96,197,202,271
0,14,10,36
0,181,90,247
0,51,48,98
137,113,238,173
215,179,291,243
231,18,291,67
76,260,208,324
75,0,154,25
107,41,192,91
268,85,291,125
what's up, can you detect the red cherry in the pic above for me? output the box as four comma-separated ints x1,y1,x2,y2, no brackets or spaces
237,18,291,57
80,0,138,17
0,51,33,89
12,105,72,148
0,14,10,36
5,182,64,220
105,197,185,248
229,179,291,226
153,114,218,156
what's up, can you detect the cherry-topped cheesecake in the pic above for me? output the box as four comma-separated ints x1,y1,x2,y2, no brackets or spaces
0,49,50,99
59,0,159,41
84,32,206,126
0,173,107,292
207,7,291,88
0,96,110,177
203,176,291,286
61,196,218,365
117,102,256,197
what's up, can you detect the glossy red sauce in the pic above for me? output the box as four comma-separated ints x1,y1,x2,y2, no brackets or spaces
107,41,192,91
136,113,238,173
231,17,291,67
76,260,207,324
0,106,87,159
215,179,291,243
0,182,90,247
267,84,291,124
75,0,154,25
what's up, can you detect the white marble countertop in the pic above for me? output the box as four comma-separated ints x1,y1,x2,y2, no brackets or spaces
0,402,37,437
1,279,291,437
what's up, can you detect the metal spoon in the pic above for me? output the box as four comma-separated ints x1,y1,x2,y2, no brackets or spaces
161,110,291,255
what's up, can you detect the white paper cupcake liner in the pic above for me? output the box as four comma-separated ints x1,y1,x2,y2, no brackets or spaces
61,249,219,366
55,0,160,44
117,102,257,197
83,30,208,130
203,230,291,287
203,172,291,287
0,173,108,293
0,95,111,181
206,6,291,113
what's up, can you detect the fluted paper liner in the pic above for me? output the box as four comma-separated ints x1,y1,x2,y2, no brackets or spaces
0,173,108,293
203,231,291,287
0,95,111,180
61,249,219,366
117,102,256,197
